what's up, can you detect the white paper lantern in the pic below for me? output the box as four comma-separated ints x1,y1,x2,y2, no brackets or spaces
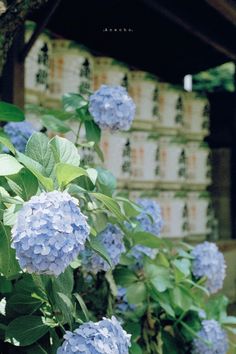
25,22,52,104
93,57,129,90
49,40,94,101
100,132,131,180
159,136,186,185
128,71,159,126
130,132,160,183
158,83,184,132
158,191,188,239
187,192,212,237
183,92,210,138
186,142,211,186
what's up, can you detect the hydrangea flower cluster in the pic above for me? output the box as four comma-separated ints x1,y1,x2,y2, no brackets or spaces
11,191,90,276
132,199,163,261
88,85,136,131
57,316,131,354
192,320,228,354
191,241,226,294
136,198,163,235
116,287,136,312
82,224,125,274
4,121,35,152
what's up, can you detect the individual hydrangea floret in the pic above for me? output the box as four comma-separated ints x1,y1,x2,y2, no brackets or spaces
192,320,228,354
3,121,35,152
131,199,163,261
11,191,90,276
116,287,136,312
88,85,136,131
82,224,125,274
191,241,226,294
57,316,131,354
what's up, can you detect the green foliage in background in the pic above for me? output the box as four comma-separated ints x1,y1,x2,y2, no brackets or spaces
193,62,235,93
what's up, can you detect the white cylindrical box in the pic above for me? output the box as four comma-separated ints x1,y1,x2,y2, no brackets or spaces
25,21,52,104
158,83,184,132
93,57,129,91
183,92,210,138
158,191,188,239
159,136,186,184
49,40,94,101
128,71,159,124
100,132,131,180
186,142,211,186
187,192,212,237
130,132,160,182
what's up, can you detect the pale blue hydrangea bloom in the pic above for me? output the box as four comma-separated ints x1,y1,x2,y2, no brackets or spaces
11,191,90,276
191,242,226,294
3,122,35,152
116,287,136,312
131,199,163,261
192,320,228,354
57,316,131,354
82,224,125,274
88,85,135,131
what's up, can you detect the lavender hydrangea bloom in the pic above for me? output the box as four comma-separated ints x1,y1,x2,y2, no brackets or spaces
132,199,163,261
82,224,125,274
116,287,136,312
57,316,131,354
192,320,228,354
11,191,90,276
191,242,226,294
4,122,35,152
88,85,135,131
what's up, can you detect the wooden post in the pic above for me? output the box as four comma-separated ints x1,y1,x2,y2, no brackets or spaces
0,25,25,109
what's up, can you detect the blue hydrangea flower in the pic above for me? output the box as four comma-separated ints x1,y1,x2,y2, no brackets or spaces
116,287,136,312
131,199,163,261
136,199,163,235
11,191,90,276
3,122,35,152
57,316,131,354
192,320,228,354
82,224,125,274
191,242,226,294
88,85,136,131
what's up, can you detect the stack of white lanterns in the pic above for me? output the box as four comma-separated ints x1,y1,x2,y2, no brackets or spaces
24,22,213,240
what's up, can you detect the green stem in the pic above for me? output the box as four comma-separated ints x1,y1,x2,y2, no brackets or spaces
75,121,83,146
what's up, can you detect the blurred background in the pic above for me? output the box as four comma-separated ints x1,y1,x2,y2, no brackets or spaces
1,0,236,303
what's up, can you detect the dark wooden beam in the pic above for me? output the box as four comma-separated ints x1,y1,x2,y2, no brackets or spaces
0,26,25,108
20,0,62,62
205,0,236,26
141,0,236,60
0,0,49,75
